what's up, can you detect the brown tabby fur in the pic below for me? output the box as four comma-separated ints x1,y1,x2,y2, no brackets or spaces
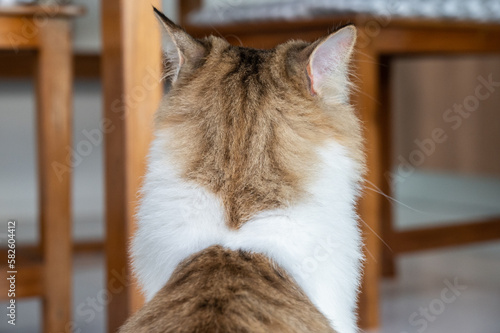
122,9,363,333
120,246,336,333
156,35,363,229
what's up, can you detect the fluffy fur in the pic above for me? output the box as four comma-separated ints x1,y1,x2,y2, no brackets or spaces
129,9,365,333
122,246,336,333
133,133,363,332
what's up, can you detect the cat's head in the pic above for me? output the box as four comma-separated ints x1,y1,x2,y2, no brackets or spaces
152,8,364,228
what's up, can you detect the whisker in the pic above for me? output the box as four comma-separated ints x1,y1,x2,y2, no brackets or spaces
354,49,378,61
353,89,382,105
355,59,386,66
208,24,227,41
363,246,377,263
363,179,428,215
225,34,244,47
359,217,393,253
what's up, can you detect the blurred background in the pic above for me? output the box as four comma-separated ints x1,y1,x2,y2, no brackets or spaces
1,0,499,332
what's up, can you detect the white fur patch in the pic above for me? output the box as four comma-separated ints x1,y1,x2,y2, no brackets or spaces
132,130,363,333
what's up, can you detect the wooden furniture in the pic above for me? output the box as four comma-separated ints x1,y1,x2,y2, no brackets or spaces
103,1,500,331
0,5,84,333
101,1,163,332
0,52,101,78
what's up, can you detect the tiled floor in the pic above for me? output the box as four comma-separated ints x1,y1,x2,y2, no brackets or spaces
375,242,500,333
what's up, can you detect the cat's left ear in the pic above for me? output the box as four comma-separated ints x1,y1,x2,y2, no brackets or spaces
153,7,206,81
305,25,357,98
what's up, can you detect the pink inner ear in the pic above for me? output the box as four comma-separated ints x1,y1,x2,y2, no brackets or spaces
307,27,355,94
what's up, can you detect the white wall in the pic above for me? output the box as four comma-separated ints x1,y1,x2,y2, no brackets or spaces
72,0,100,52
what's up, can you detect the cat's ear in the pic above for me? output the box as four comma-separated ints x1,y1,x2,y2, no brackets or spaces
305,25,356,99
153,7,206,81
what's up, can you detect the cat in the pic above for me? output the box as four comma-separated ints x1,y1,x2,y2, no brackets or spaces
121,7,365,333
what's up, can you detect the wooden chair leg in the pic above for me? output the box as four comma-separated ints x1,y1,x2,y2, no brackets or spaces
379,56,397,278
36,18,73,333
102,1,163,332
381,230,396,277
354,45,383,329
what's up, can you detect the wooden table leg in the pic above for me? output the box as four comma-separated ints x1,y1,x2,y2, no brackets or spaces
36,18,73,333
354,46,383,329
102,1,163,332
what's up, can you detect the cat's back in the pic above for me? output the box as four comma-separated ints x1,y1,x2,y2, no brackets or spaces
120,245,336,333
128,8,364,333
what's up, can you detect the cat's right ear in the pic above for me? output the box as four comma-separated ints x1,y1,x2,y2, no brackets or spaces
153,7,206,81
301,25,357,102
